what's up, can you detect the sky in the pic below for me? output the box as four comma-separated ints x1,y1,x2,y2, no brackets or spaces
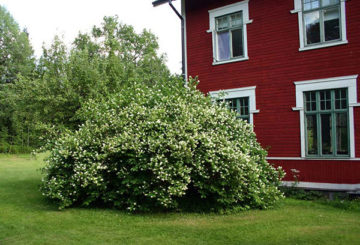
0,0,182,74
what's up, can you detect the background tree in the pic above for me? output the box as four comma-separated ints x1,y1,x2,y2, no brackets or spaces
0,6,34,84
9,15,170,148
0,6,35,152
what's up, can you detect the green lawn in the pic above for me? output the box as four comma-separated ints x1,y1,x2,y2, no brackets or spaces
1,154,360,245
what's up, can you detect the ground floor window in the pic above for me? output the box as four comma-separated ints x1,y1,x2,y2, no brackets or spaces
209,86,258,125
224,97,250,122
304,88,349,157
294,75,359,158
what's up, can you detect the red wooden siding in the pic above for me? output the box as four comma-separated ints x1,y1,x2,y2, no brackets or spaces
185,0,360,185
272,160,360,184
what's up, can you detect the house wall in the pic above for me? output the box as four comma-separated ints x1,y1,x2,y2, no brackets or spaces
184,0,360,185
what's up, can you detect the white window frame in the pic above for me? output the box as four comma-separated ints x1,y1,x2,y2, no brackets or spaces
208,0,253,65
293,75,360,158
209,86,259,124
291,0,348,51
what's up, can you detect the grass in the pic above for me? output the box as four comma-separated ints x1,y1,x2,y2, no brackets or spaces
1,154,360,245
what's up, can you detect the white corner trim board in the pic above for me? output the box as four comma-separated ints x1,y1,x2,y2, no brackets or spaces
282,181,360,192
293,75,359,158
209,86,258,124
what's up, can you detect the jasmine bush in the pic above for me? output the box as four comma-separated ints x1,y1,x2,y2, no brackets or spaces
41,78,284,212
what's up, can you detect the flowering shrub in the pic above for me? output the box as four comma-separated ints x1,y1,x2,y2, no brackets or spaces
41,78,284,212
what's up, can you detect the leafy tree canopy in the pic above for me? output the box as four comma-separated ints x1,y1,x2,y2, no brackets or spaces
0,5,34,84
0,5,35,152
9,16,170,146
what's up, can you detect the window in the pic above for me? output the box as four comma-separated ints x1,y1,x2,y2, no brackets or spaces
208,1,252,65
293,75,359,158
304,88,349,157
222,97,250,122
210,86,258,124
291,0,347,51
216,12,244,61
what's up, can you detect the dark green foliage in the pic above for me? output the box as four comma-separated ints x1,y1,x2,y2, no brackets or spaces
0,6,35,150
280,186,325,201
0,6,34,84
281,186,360,211
6,16,170,148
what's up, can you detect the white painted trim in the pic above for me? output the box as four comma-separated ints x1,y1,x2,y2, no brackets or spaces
294,75,359,158
290,9,300,14
212,56,249,66
209,86,258,124
267,157,360,161
181,0,188,81
208,0,250,15
292,0,348,51
299,40,348,52
282,181,360,192
208,1,251,64
294,75,358,86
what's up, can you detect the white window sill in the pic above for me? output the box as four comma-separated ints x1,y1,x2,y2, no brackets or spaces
212,56,249,66
349,103,360,107
299,40,348,52
267,157,360,161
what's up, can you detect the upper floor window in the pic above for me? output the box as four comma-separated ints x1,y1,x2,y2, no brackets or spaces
303,0,340,45
208,1,252,65
216,12,244,61
291,0,347,51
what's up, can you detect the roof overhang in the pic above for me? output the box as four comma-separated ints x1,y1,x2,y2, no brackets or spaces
152,0,171,7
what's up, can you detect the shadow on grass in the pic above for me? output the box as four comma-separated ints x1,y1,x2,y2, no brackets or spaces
0,178,59,212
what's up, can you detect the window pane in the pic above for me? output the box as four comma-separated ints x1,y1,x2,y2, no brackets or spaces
225,97,250,122
335,88,347,110
321,114,333,155
341,90,347,109
216,16,229,31
230,12,242,27
324,8,340,41
305,11,321,44
243,117,250,123
305,91,317,111
225,98,237,112
320,90,331,110
239,97,249,116
217,32,230,60
304,0,320,10
231,29,243,57
322,0,339,7
336,113,348,155
306,115,318,155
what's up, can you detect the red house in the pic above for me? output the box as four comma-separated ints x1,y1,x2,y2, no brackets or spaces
180,0,360,192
